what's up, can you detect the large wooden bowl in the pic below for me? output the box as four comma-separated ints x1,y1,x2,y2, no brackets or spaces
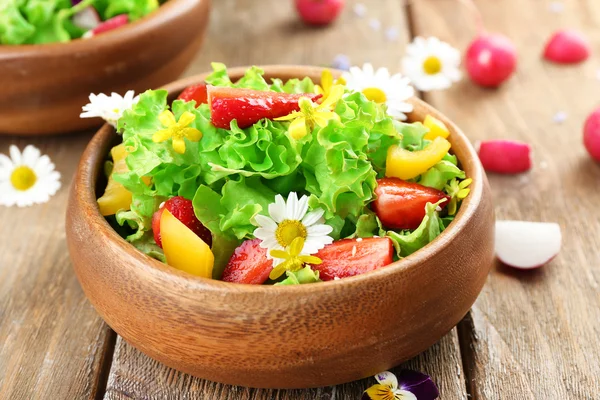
66,66,495,389
0,0,210,136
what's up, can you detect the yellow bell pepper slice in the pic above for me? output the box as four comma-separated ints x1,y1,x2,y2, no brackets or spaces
97,144,132,216
160,209,214,278
423,114,450,140
386,136,452,180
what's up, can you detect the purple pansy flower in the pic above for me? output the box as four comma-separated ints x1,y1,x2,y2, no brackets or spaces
362,370,439,400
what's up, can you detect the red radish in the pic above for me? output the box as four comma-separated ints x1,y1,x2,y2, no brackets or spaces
478,139,532,174
583,108,600,161
295,0,345,26
73,6,100,30
543,29,590,64
466,34,517,87
84,14,129,38
495,220,562,269
222,239,273,284
152,197,212,248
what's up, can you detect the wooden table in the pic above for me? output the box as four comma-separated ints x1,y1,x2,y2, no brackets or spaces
1,1,599,398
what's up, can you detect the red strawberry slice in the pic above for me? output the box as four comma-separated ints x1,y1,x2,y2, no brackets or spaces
222,239,273,284
311,237,394,281
543,29,590,64
178,83,208,105
371,178,450,230
207,86,322,129
152,196,212,248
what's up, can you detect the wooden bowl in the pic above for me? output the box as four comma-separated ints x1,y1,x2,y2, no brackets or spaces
0,0,210,136
66,66,495,389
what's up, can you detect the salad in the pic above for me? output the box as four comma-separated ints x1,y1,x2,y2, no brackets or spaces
94,63,472,285
0,0,167,45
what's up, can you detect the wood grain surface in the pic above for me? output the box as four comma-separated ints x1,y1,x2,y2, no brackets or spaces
412,0,600,399
1,0,599,398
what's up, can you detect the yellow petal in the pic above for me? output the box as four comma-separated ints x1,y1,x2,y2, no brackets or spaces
182,127,202,142
159,110,176,127
313,111,340,127
269,263,288,280
364,384,396,400
289,116,309,139
178,111,196,127
448,198,458,216
459,178,473,189
458,188,471,199
299,255,322,265
275,111,302,121
152,128,172,143
336,76,347,86
289,237,305,256
320,84,344,109
172,137,186,154
321,69,333,91
315,85,325,96
270,249,290,260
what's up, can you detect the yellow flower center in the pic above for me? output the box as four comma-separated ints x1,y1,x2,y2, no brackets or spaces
423,56,442,75
362,87,387,104
275,219,307,248
10,166,37,191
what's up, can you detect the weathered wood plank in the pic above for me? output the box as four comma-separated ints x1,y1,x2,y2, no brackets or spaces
104,0,468,398
412,0,600,398
105,330,465,400
0,134,115,400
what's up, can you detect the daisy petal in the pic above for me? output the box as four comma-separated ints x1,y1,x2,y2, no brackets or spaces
269,195,287,223
307,224,334,236
302,209,325,226
295,195,309,220
286,192,299,221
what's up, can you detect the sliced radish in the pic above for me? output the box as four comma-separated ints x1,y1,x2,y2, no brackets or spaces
495,220,562,269
543,29,590,64
73,6,101,30
84,14,129,38
478,139,532,174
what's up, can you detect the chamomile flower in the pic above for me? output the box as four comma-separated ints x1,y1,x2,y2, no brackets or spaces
253,192,333,267
402,37,462,91
0,145,61,207
342,63,415,120
80,90,139,127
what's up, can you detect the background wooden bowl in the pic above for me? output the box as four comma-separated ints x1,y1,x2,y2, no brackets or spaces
0,0,210,136
66,66,495,389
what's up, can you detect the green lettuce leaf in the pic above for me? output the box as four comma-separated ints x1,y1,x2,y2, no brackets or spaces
419,160,465,190
275,266,321,286
130,232,166,262
0,1,35,44
103,0,159,21
387,199,445,257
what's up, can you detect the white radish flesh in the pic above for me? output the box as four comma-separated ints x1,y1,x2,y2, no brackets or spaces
495,220,562,269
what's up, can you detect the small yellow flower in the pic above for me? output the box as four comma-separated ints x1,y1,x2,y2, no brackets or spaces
445,178,472,216
269,237,322,280
152,110,202,154
275,84,344,139
315,69,346,98
364,371,417,400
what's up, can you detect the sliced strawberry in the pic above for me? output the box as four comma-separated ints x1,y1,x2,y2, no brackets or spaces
178,83,208,105
152,196,212,248
207,86,322,129
222,239,273,284
372,178,450,230
312,237,394,281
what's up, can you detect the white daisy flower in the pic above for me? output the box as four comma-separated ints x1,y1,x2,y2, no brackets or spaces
253,192,333,266
402,36,462,91
80,90,139,127
342,63,415,120
0,145,61,208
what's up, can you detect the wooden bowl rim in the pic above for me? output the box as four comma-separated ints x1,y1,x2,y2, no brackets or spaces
74,65,486,294
0,0,207,56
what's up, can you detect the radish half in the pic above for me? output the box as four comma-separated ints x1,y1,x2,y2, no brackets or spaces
495,220,562,269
